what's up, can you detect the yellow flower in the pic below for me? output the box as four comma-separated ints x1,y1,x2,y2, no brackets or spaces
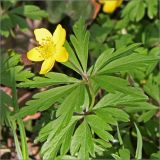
99,0,123,13
27,24,69,74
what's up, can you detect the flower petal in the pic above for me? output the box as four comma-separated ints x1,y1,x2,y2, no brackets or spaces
103,1,117,13
116,0,123,7
54,47,69,62
52,24,66,48
27,47,44,61
34,28,52,45
40,57,55,74
99,0,105,4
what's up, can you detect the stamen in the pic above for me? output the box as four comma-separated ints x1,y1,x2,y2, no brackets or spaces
41,36,52,46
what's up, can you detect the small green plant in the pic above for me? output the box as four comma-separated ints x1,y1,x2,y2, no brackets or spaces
2,17,159,159
0,0,47,37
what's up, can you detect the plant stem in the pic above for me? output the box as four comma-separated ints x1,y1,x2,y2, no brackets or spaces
11,70,29,160
88,79,95,111
69,61,95,111
17,119,29,160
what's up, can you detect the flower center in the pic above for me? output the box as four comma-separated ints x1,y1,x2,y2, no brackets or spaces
38,38,55,59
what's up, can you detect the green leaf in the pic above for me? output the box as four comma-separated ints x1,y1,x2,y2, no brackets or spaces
0,90,12,125
1,53,33,86
13,84,79,119
144,77,160,102
150,151,160,160
86,115,113,142
95,108,129,122
35,116,64,143
18,72,80,88
94,139,112,149
145,0,158,19
93,48,114,73
86,115,112,131
55,155,77,160
13,66,34,81
99,53,159,74
45,0,93,24
1,65,33,86
119,149,130,160
112,154,121,160
117,125,123,146
41,117,79,159
94,92,147,110
124,102,157,113
56,84,85,122
142,21,160,47
60,124,75,155
93,43,141,74
9,14,28,30
95,109,117,125
92,75,147,98
70,18,90,71
10,5,48,20
10,121,23,159
0,14,13,37
70,120,94,159
122,0,146,22
63,41,83,74
0,52,20,69
135,123,143,160
138,110,157,123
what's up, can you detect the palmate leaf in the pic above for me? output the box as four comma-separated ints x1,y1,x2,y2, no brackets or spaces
98,53,159,74
95,108,130,122
122,0,145,22
0,14,13,37
0,52,20,70
13,83,80,119
85,115,113,141
95,109,117,125
41,116,80,159
145,0,158,19
138,110,157,123
60,124,75,155
10,5,48,20
0,90,12,126
9,14,28,31
1,4,47,37
1,52,33,87
56,84,85,117
36,84,85,143
62,18,90,74
143,76,160,102
18,72,80,88
63,41,83,74
35,84,85,159
92,43,140,74
70,120,94,160
119,149,130,160
70,17,90,71
124,102,157,113
94,92,148,110
92,75,148,98
1,65,33,87
36,115,64,143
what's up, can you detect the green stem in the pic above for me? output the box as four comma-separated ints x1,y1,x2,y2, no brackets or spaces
11,70,29,160
88,79,95,111
17,119,29,160
69,61,95,111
